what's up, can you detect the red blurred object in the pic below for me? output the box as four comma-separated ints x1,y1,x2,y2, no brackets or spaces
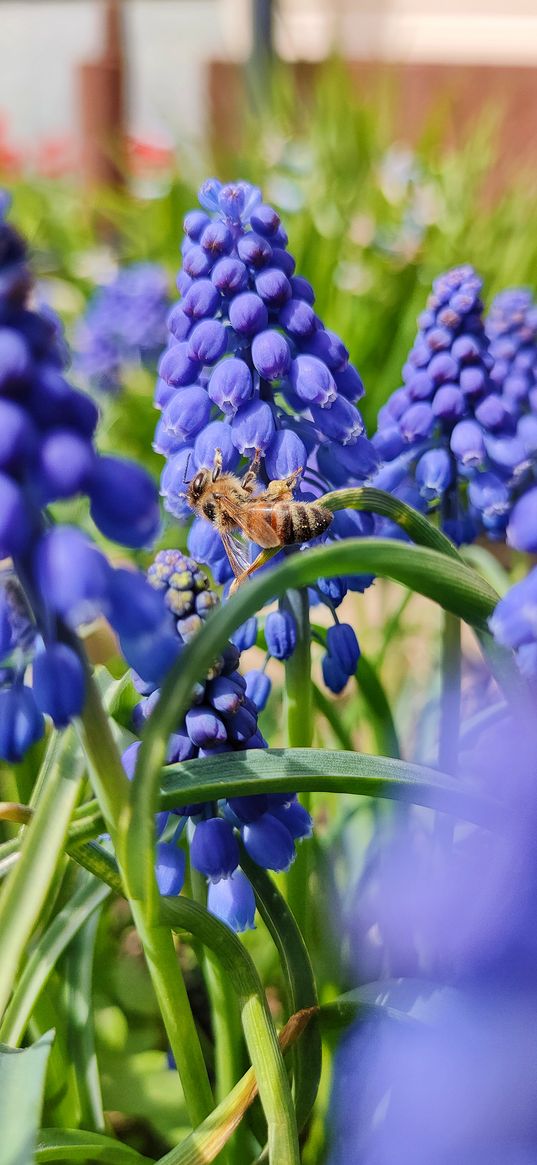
35,136,77,179
126,135,175,177
0,115,23,177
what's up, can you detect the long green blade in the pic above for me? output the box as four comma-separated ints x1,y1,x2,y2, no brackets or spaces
0,1031,54,1165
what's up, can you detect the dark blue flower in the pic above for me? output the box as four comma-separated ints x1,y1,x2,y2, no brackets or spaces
155,843,186,897
0,685,44,762
190,817,240,882
207,870,256,931
32,643,86,728
265,609,297,660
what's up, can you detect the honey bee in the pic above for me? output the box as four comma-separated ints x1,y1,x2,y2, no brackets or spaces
186,448,333,590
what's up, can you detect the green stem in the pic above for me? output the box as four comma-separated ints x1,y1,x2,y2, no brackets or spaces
78,670,214,1129
439,611,461,778
0,730,83,1021
283,589,313,937
129,904,214,1126
64,909,105,1131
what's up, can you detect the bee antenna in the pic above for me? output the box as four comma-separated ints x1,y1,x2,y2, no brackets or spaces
183,451,192,485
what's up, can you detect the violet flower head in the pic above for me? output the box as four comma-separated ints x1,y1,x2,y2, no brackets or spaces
75,263,170,393
127,549,312,931
329,707,537,1164
0,194,171,758
154,178,378,691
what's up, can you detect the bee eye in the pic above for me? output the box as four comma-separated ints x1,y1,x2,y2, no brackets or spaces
192,472,205,497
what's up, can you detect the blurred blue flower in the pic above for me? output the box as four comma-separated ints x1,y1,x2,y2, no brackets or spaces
0,195,169,758
328,703,537,1164
75,263,170,393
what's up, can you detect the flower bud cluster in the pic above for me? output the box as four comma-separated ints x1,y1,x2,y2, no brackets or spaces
489,566,537,679
485,288,537,552
153,178,377,690
373,269,537,548
75,263,170,393
125,549,312,932
0,195,172,759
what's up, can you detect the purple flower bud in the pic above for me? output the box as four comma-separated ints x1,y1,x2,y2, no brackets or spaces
207,869,256,931
207,675,244,715
305,329,348,372
231,399,275,456
0,328,31,393
265,609,297,660
468,472,510,525
251,330,291,380
108,570,181,685
32,642,85,727
255,267,292,307
35,527,111,627
88,456,160,548
185,705,227,747
474,395,512,432
181,279,220,321
245,669,271,711
0,472,31,557
200,221,233,257
184,210,211,239
517,414,537,456
399,402,435,442
194,420,240,472
290,355,337,406
167,728,197,763
226,703,258,743
270,800,312,840
489,566,537,649
162,386,212,443
237,232,272,268
265,429,306,479
321,651,349,694
415,448,453,498
154,377,177,411
311,397,364,445
160,447,194,520
183,245,213,279
198,178,223,213
326,623,360,676
250,204,281,236
242,813,296,871
228,292,268,337
431,386,465,422
279,298,317,339
177,270,193,296
460,365,487,399
271,247,295,277
0,685,44,762
334,364,365,402
158,341,200,387
290,276,315,304
484,434,528,477
208,357,253,414
187,518,233,582
372,425,405,460
0,399,34,470
450,420,485,468
36,429,95,502
211,258,248,295
428,352,459,385
406,371,434,401
191,817,240,881
451,333,481,363
187,319,227,364
155,843,186,896
507,489,537,552
231,616,258,651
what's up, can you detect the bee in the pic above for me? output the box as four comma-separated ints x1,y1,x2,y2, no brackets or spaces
186,448,333,590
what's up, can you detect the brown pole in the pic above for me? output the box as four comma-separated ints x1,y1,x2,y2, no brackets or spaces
77,0,126,190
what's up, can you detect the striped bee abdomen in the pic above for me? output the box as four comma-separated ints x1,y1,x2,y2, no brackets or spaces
272,502,333,545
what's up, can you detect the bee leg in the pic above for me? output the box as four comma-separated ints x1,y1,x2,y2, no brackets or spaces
263,467,303,502
229,546,279,594
241,449,262,493
212,448,223,482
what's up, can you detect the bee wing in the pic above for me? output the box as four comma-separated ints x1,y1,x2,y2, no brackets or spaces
214,493,281,549
220,528,252,579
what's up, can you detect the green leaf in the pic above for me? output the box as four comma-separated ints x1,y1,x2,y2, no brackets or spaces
0,730,84,1020
320,486,462,560
0,873,109,1047
159,749,500,829
240,858,321,1134
35,1128,153,1163
0,1031,54,1165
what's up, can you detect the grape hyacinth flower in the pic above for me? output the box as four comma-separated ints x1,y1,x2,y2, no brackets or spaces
126,549,312,931
329,707,537,1164
489,566,537,679
153,178,378,691
0,194,173,759
372,265,498,544
75,263,169,393
485,288,537,551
